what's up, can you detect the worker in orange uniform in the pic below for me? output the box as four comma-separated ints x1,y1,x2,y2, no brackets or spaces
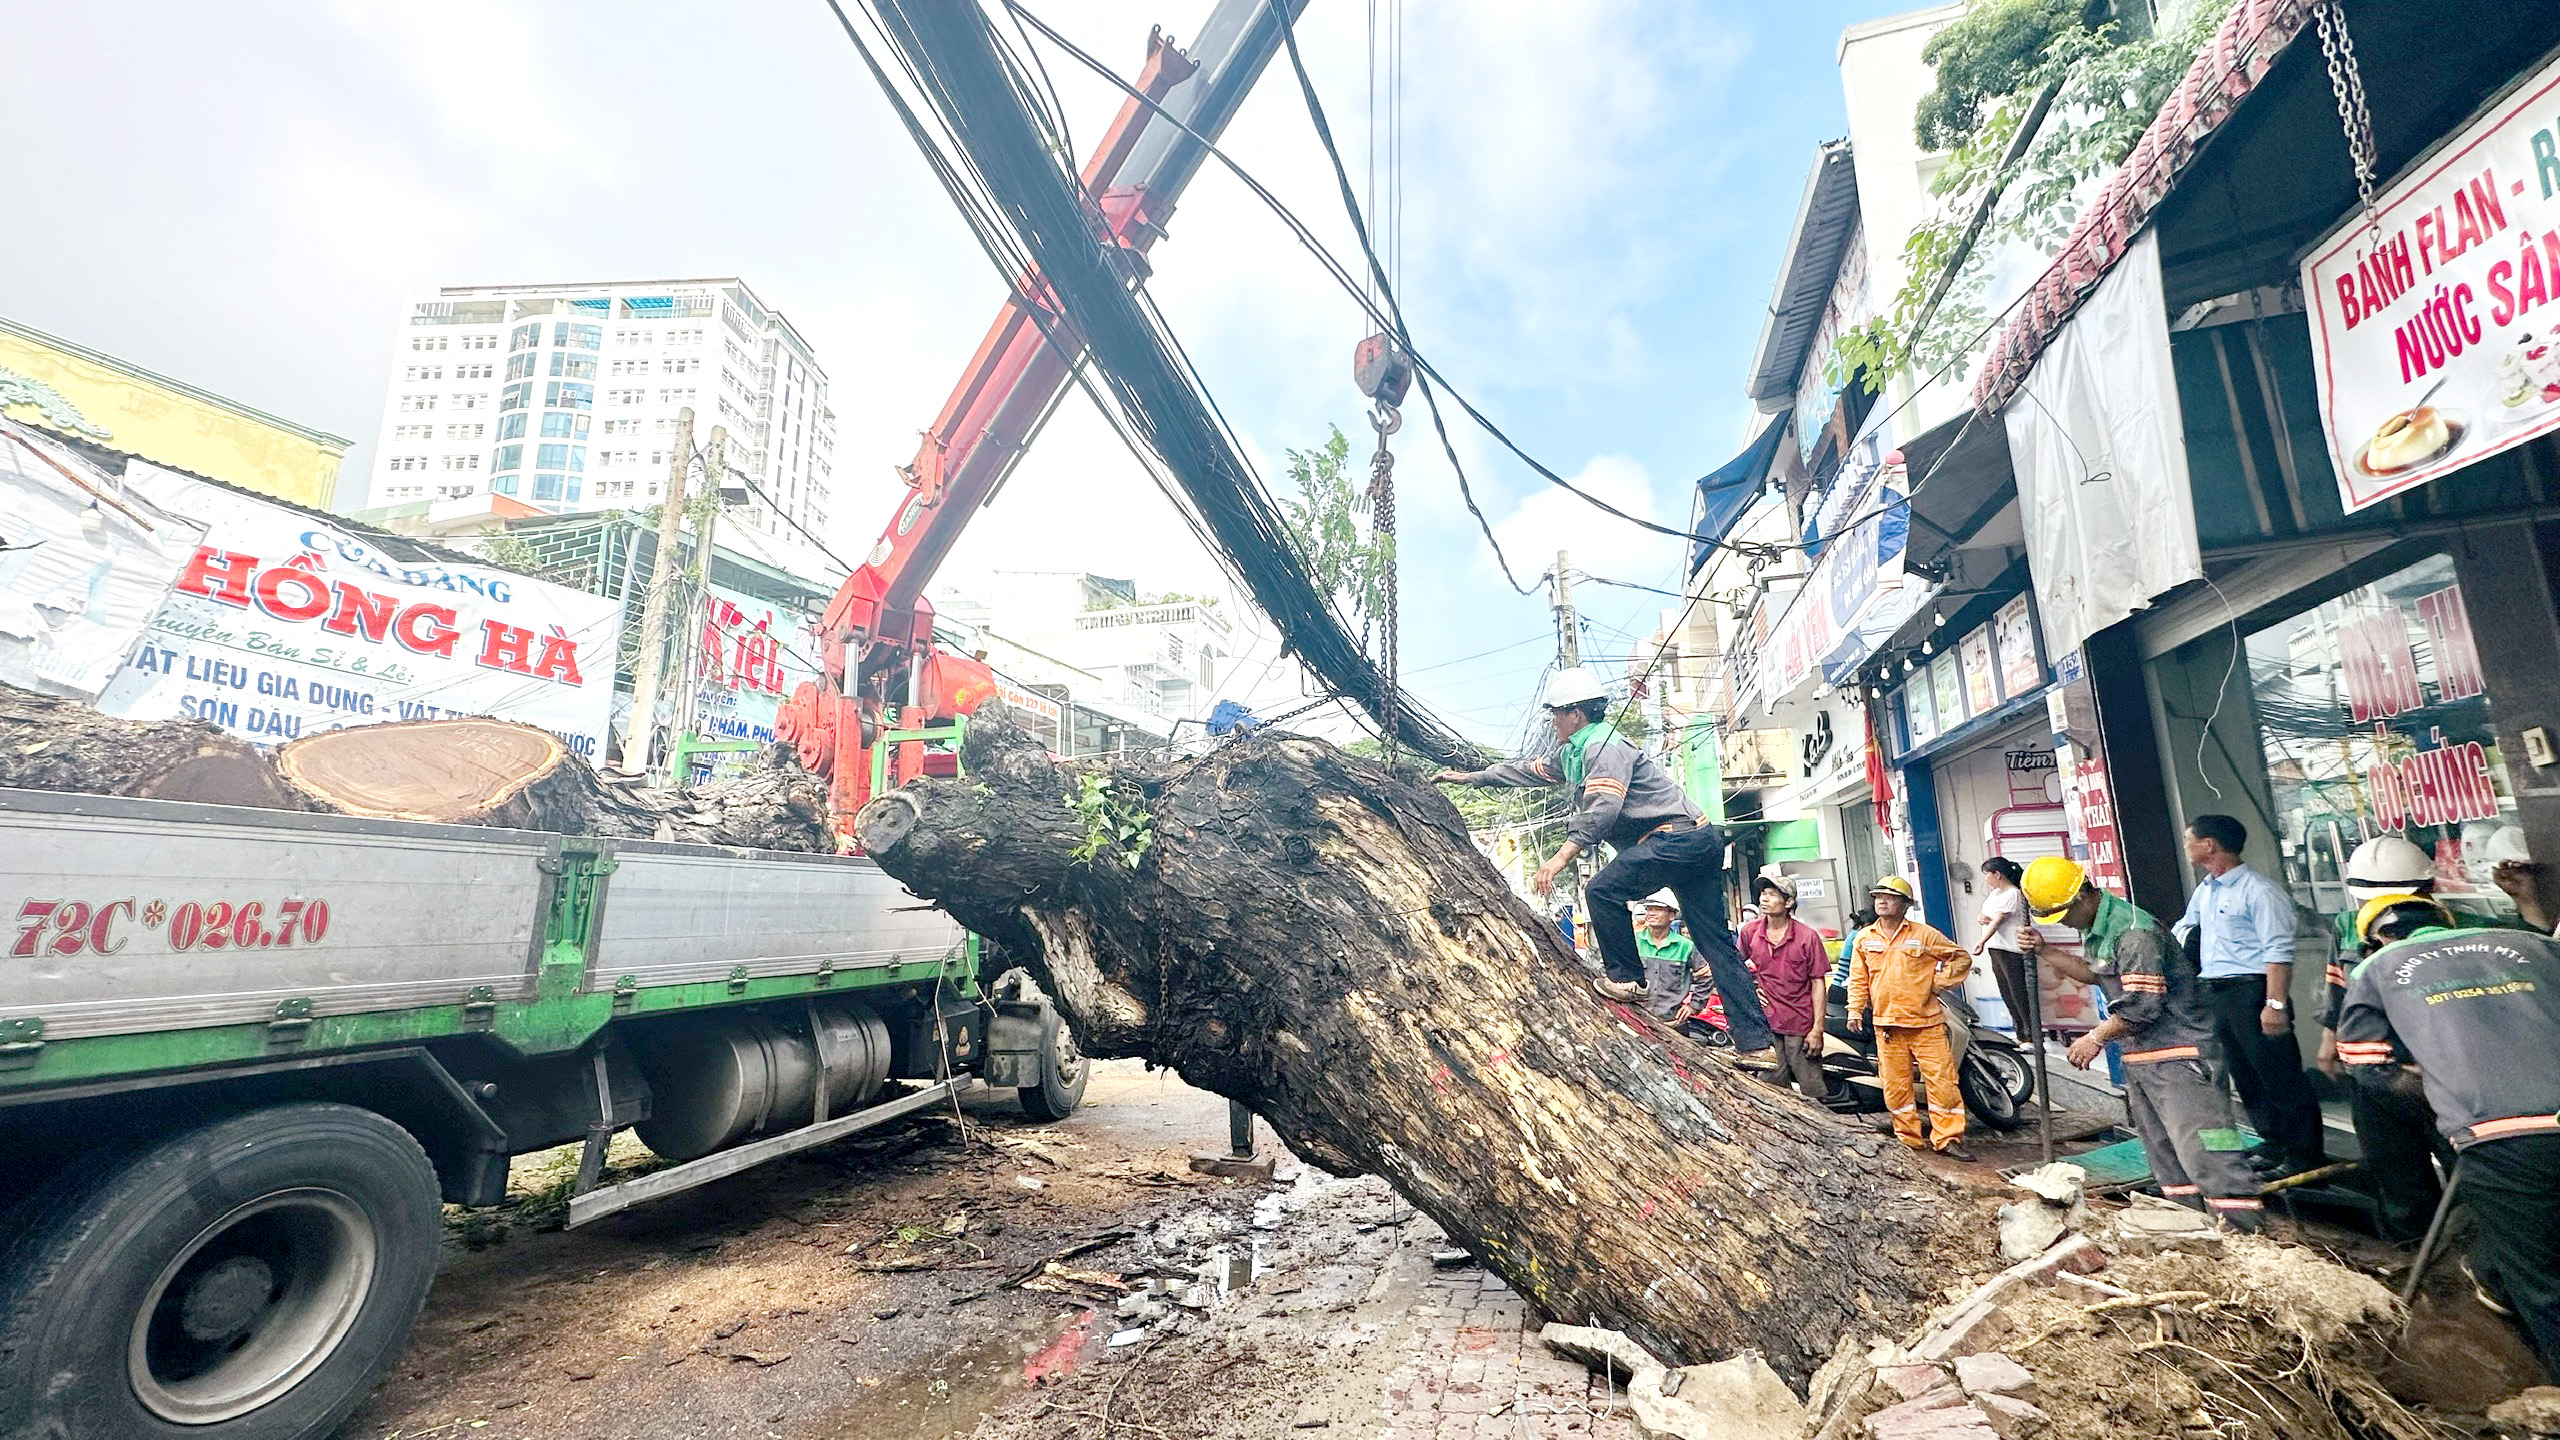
1846,876,1976,1161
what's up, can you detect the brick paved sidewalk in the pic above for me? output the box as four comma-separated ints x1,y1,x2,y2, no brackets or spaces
1369,1266,1639,1440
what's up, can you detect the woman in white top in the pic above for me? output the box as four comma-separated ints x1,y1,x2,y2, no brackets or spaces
1973,856,2038,1036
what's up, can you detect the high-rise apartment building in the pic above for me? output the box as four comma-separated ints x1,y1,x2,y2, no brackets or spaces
365,278,834,549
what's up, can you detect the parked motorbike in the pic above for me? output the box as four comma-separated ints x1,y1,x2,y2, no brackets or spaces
1673,977,2035,1131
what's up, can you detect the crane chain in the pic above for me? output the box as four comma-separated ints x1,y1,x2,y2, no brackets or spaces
1369,401,1402,771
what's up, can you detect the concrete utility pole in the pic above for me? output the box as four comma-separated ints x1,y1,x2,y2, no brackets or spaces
624,407,694,777
672,426,728,752
1552,550,1580,667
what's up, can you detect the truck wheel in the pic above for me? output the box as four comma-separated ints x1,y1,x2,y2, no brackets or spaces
1016,1008,1089,1122
0,1102,442,1440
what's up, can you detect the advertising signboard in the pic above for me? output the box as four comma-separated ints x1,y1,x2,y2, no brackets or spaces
2302,52,2560,510
0,428,204,699
93,461,621,757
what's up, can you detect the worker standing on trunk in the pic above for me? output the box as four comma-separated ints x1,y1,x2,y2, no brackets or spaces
2338,895,2560,1367
1435,667,1776,1062
2020,857,2262,1230
1845,877,1975,1161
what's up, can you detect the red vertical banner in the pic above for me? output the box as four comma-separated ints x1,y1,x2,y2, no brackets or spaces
2070,757,2128,898
1865,708,1893,835
2414,583,2485,702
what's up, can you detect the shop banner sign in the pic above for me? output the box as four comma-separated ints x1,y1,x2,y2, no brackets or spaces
0,427,205,699
1993,594,2041,697
2065,757,2129,898
1959,626,2000,713
1757,429,1919,701
2303,53,2560,511
685,583,821,768
95,462,620,756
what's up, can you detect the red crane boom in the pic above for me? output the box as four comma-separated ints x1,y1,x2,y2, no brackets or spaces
777,1,1306,841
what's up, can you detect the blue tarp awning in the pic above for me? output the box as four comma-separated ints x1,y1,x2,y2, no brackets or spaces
1689,412,1790,576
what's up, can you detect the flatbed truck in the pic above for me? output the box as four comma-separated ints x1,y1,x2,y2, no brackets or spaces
0,781,1084,1439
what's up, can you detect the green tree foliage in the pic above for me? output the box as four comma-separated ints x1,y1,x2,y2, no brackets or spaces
1281,425,1394,624
1832,0,2231,388
1911,0,2089,153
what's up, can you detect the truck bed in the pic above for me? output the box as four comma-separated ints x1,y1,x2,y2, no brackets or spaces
0,786,965,1083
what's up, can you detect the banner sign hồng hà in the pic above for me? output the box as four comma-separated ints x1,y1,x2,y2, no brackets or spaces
93,461,621,756
2303,52,2560,511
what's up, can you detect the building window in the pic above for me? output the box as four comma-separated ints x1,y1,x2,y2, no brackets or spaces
553,322,602,351
454,362,494,380
492,473,519,496
444,422,485,441
655,417,678,434
539,412,591,439
498,413,527,440
460,333,498,351
667,327,703,346
536,443,570,471
398,394,437,412
549,352,598,380
533,473,564,502
449,393,484,410
391,423,434,441
441,455,480,471
545,381,593,410
493,444,523,471
667,356,701,375
601,418,642,435
657,388,695,406
610,358,648,376
404,365,443,382
505,352,538,380
411,336,447,352
510,323,541,352
608,388,645,406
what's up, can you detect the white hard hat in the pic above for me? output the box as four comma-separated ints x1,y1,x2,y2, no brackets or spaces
1543,666,1608,711
1636,889,1679,912
2344,835,2432,900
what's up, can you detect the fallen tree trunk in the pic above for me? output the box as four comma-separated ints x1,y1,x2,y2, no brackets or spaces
2,686,832,851
856,706,1951,1379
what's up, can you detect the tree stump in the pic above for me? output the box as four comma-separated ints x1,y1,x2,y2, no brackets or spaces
857,706,1955,1378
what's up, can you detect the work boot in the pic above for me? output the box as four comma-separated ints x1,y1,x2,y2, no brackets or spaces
1592,976,1646,1003
1934,1142,1979,1164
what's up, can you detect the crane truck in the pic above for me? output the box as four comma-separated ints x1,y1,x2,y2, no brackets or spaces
0,4,1302,1437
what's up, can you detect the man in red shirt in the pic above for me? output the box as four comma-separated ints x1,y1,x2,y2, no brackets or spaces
1739,875,1828,1100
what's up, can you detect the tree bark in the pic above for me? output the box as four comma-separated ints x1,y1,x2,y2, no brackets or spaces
3,686,833,852
0,685,306,810
856,706,1954,1380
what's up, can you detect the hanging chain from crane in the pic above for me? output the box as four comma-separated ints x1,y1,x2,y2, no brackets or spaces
2313,2,2382,243
1368,399,1401,769
1354,333,1414,769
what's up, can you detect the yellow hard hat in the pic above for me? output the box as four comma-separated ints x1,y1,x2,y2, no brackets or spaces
2020,856,2090,920
2355,892,2454,948
1869,875,1916,902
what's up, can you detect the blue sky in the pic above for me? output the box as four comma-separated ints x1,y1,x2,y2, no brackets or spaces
0,0,1886,749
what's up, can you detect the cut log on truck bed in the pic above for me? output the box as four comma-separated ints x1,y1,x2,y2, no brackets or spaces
0,685,306,810
0,685,834,851
855,705,1946,1380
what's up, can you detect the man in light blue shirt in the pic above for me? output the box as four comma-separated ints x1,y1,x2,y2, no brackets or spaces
2171,814,2326,1176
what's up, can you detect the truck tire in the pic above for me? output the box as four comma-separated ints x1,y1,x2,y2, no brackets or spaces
0,1102,443,1440
1016,1008,1089,1122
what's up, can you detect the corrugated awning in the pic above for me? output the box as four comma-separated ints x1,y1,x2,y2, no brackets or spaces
1690,411,1791,576
1972,0,2317,415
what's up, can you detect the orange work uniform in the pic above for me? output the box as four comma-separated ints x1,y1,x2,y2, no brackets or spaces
1847,917,1973,1151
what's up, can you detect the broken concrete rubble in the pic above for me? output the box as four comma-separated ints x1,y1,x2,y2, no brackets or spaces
1950,1351,2034,1398
2492,1386,2560,1436
1863,1386,2000,1440
2106,1207,2223,1257
1973,1390,2051,1438
1535,1324,1806,1440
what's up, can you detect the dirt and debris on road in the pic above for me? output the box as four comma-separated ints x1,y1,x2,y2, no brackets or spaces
340,1060,1278,1440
